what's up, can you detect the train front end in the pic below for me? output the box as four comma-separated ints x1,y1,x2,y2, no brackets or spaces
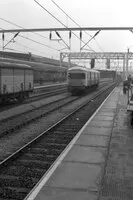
67,67,87,94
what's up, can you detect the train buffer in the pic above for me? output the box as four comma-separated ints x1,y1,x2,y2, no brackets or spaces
127,84,133,111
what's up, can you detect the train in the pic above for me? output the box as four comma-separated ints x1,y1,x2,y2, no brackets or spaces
0,57,68,103
0,57,67,85
67,66,100,95
0,51,69,67
33,63,67,84
0,61,33,103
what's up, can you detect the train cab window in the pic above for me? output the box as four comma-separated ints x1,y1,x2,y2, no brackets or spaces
68,73,85,79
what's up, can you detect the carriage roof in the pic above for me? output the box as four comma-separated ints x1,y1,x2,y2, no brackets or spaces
0,61,32,70
68,66,100,73
0,57,67,72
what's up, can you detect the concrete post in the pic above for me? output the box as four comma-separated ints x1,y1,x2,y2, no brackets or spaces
126,48,129,79
123,55,126,80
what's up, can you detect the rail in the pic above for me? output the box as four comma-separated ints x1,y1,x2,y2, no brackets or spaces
0,83,116,199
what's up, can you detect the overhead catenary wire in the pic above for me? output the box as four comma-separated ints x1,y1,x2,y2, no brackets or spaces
51,0,105,66
0,24,59,52
0,45,25,53
0,17,48,40
0,37,49,55
33,0,95,52
0,17,69,52
0,16,72,51
51,0,104,52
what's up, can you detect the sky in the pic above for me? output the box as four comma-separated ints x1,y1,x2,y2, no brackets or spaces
1,0,133,69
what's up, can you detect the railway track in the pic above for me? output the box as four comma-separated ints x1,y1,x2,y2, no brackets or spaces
0,81,113,138
0,95,78,137
0,79,112,112
29,83,67,101
0,84,67,112
0,83,116,200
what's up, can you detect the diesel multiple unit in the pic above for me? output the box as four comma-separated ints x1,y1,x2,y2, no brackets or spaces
67,66,100,94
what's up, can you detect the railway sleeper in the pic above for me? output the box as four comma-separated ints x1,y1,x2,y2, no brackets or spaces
58,123,82,128
52,130,76,135
0,186,29,200
1,165,44,178
45,134,74,140
29,147,63,155
19,153,57,162
54,127,78,132
41,143,66,150
28,139,74,149
30,142,66,149
14,159,52,170
0,175,37,188
43,138,72,144
26,147,58,154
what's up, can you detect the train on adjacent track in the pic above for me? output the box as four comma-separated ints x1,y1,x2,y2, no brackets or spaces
0,61,34,103
0,57,67,103
67,66,100,95
0,57,67,84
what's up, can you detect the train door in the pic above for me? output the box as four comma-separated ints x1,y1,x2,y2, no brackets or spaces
88,71,91,86
91,72,94,85
96,72,98,85
94,72,96,84
90,72,92,86
95,72,97,84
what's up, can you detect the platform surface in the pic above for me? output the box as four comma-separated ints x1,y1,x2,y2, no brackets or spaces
25,86,133,200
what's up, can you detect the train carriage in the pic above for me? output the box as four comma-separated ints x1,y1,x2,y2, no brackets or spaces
0,57,67,85
0,62,33,102
67,66,100,94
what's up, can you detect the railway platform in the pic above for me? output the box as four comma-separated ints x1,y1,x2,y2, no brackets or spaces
25,85,133,200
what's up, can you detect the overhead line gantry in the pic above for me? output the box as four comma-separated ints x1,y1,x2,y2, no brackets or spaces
1,27,133,33
1,27,133,79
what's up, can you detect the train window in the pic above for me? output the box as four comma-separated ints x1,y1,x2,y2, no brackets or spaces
91,72,94,79
68,73,85,79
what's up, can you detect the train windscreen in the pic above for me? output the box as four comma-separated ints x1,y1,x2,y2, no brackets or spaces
68,73,85,79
